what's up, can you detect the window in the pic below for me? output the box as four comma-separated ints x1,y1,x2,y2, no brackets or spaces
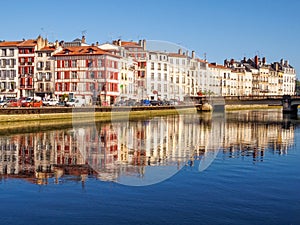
10,59,15,67
71,71,77,79
151,73,154,80
2,49,7,56
37,61,44,69
37,73,43,80
71,60,77,68
151,83,154,91
65,60,69,67
45,61,51,70
46,52,51,57
158,84,161,92
151,62,154,70
90,72,95,79
28,67,33,74
71,83,77,91
38,53,43,57
158,73,161,81
9,49,14,56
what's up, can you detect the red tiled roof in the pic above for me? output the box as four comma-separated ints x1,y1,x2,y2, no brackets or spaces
17,39,37,47
121,41,142,48
208,63,229,69
0,41,22,47
38,46,56,52
53,46,121,58
168,53,187,58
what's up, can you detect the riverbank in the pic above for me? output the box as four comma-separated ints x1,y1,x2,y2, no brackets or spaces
0,106,197,134
225,104,282,111
0,104,284,135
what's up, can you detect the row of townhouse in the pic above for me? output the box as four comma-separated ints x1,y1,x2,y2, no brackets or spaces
220,56,296,96
0,35,297,104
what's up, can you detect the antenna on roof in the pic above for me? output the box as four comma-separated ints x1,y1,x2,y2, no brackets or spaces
204,52,207,61
81,30,87,37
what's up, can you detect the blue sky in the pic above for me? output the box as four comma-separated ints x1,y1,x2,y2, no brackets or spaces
2,0,300,75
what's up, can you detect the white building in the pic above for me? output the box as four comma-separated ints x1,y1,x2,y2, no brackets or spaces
0,41,20,100
280,59,296,95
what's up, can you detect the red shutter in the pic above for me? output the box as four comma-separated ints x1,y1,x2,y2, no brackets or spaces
28,77,33,85
62,60,65,68
20,77,25,85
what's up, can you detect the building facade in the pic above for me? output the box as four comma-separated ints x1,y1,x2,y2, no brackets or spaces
54,45,121,105
0,41,20,100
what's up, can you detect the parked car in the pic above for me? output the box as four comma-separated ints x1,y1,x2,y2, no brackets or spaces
114,100,126,106
0,100,8,108
150,100,161,106
57,101,66,107
169,99,179,105
43,98,59,106
125,99,138,106
66,98,86,107
22,99,43,107
7,99,22,107
139,99,151,106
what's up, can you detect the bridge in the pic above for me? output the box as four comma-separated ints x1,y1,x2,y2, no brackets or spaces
186,95,300,114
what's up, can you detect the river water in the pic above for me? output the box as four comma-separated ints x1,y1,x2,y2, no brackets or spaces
0,109,299,225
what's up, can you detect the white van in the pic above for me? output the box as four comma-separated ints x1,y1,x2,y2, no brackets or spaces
66,98,86,107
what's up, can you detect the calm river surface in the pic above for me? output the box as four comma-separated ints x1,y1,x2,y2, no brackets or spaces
0,109,300,225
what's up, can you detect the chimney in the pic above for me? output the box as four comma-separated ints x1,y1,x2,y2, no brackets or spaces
254,55,259,67
224,59,228,67
243,57,246,62
142,39,146,50
285,60,289,66
280,58,284,65
81,36,86,44
230,58,234,65
192,51,195,59
55,40,59,48
37,35,44,50
178,48,183,55
44,38,48,47
118,39,121,46
96,41,99,46
262,57,266,65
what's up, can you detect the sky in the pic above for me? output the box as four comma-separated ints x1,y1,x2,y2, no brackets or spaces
1,0,300,76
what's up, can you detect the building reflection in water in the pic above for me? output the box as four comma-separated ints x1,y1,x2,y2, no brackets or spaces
0,110,295,185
